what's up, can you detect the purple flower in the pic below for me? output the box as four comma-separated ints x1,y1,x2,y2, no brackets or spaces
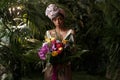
38,43,49,60
51,43,57,51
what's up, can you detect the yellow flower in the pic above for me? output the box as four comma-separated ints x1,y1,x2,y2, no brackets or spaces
62,40,69,44
58,47,63,51
51,37,56,41
45,38,51,43
52,51,58,56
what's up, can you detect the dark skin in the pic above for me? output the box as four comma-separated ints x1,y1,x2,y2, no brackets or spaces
48,14,75,40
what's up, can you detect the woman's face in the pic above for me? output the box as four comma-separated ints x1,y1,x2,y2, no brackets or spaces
52,15,64,27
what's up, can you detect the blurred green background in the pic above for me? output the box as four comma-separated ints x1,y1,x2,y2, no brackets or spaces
0,0,120,80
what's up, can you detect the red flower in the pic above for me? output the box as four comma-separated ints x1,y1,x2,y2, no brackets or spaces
57,47,63,54
56,43,63,48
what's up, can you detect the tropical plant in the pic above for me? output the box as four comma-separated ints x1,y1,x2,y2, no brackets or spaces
0,0,42,79
1,0,120,80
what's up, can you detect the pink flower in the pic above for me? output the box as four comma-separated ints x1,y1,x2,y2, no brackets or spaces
38,43,49,60
51,44,57,51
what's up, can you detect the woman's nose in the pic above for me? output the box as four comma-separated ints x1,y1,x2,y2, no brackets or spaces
56,20,60,24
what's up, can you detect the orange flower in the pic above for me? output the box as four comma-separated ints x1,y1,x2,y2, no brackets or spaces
52,51,58,56
62,40,69,44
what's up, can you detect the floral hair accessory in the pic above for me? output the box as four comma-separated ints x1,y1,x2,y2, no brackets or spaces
45,4,65,20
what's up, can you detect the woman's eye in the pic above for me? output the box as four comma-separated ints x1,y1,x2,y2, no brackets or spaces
53,19,56,21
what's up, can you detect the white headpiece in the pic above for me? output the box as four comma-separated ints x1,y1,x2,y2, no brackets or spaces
45,4,65,20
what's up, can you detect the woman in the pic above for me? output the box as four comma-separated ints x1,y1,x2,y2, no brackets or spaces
44,4,75,80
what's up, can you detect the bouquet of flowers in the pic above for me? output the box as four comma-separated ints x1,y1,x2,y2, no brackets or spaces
38,37,71,64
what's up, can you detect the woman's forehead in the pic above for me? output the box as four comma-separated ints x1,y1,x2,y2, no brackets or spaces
53,15,64,20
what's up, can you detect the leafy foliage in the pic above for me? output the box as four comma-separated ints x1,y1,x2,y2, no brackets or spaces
0,0,120,80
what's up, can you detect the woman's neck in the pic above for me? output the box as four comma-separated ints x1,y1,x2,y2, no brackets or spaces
55,26,64,40
55,25,65,32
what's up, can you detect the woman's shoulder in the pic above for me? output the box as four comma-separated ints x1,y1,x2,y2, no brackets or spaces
46,29,55,33
45,29,56,38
